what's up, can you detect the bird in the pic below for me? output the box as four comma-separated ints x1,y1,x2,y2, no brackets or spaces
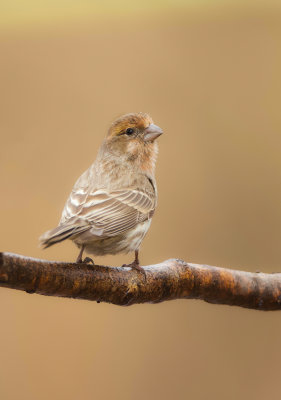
39,112,163,272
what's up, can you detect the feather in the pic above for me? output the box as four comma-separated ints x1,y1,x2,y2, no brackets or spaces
39,221,103,248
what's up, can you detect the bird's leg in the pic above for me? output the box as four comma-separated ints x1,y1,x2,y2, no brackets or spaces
131,250,146,277
122,250,145,276
76,245,94,265
134,250,140,268
76,245,85,263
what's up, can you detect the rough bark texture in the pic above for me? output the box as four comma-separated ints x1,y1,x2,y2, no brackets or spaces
1,252,281,310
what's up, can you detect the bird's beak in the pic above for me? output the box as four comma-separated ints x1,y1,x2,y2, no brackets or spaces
143,123,163,142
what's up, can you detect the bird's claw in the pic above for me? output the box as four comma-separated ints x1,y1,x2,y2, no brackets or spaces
82,257,95,265
122,261,146,279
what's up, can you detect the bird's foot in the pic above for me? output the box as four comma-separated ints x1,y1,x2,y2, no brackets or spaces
76,255,95,265
122,261,146,278
82,257,95,265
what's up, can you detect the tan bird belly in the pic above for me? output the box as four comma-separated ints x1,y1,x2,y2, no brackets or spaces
73,219,152,256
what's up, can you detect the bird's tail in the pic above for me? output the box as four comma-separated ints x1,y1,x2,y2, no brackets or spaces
39,223,91,248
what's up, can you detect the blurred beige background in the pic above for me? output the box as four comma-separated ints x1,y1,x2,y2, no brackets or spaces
1,1,281,399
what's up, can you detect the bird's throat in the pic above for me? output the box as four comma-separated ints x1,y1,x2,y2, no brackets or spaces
127,141,158,174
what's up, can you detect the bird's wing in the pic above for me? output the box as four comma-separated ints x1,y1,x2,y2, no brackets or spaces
60,168,92,224
77,188,155,237
41,169,156,248
60,184,155,238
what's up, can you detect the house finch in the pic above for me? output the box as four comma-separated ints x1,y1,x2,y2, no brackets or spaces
40,112,163,271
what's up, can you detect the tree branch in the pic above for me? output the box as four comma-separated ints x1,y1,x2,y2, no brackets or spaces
1,252,281,310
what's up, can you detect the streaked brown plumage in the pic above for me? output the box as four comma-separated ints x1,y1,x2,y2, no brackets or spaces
40,112,163,270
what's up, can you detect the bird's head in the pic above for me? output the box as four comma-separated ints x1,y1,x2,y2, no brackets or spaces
104,113,163,172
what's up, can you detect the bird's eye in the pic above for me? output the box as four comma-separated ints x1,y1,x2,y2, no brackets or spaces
125,128,134,135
